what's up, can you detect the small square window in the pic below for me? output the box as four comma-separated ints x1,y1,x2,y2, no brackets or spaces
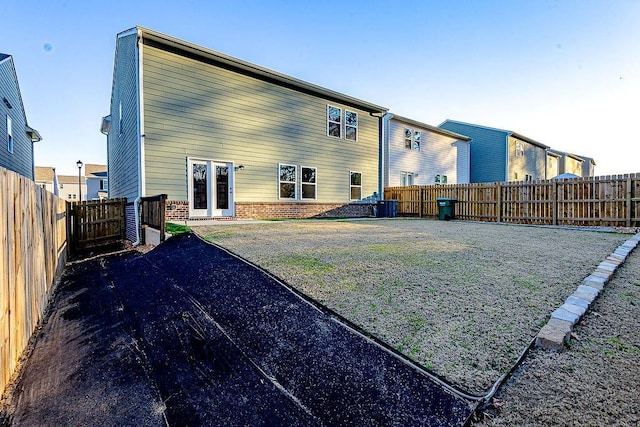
327,105,342,139
442,175,447,184
435,175,441,184
350,171,362,200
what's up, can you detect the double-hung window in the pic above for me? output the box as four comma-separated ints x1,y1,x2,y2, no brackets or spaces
7,116,13,153
345,110,358,141
327,106,342,138
404,128,412,149
413,131,421,150
301,167,317,199
279,164,297,199
350,171,362,200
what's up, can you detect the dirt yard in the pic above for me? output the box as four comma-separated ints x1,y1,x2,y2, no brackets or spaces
483,246,640,426
194,219,627,395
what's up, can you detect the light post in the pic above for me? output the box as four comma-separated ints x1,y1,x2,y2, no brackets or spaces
76,160,83,202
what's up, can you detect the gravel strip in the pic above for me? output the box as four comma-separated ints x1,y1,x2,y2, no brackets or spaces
483,247,640,425
193,219,627,395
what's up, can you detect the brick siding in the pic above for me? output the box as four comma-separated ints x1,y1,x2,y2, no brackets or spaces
163,200,374,221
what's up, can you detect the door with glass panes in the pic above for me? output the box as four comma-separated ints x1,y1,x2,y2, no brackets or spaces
189,159,234,217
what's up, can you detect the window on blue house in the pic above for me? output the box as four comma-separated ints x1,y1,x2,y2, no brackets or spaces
7,116,13,153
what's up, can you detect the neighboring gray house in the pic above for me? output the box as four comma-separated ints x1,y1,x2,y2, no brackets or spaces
85,163,108,200
0,53,41,179
384,114,471,187
439,120,548,183
34,166,59,195
547,149,594,178
102,27,387,239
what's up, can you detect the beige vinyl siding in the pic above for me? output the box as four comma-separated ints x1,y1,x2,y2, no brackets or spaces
508,136,546,181
386,118,460,186
141,44,379,202
0,57,34,180
564,156,583,175
547,154,559,178
107,33,140,200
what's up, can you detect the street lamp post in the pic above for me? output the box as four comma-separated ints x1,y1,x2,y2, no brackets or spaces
76,160,83,202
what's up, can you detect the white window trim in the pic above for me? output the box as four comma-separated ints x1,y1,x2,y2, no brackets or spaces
301,166,317,200
413,131,421,151
345,110,358,142
350,171,362,201
327,105,342,139
278,163,298,200
7,115,13,153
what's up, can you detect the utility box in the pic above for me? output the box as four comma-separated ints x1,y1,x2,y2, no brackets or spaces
377,200,398,218
436,198,456,220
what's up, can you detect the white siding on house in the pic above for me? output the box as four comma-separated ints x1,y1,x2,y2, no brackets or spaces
386,117,465,187
141,43,380,203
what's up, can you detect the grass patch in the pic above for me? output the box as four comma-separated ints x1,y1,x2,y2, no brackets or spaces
166,223,191,235
280,254,335,273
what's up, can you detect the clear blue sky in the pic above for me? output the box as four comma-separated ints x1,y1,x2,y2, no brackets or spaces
2,0,638,176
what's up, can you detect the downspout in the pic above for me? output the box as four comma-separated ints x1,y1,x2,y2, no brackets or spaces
133,28,145,246
505,133,510,181
374,112,393,199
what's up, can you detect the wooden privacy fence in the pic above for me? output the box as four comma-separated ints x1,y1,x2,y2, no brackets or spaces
1,167,68,394
140,194,167,243
70,198,126,252
384,173,640,227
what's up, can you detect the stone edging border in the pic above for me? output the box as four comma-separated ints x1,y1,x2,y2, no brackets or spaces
536,232,640,351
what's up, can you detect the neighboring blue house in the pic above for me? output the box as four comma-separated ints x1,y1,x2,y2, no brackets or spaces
0,53,41,179
439,120,548,183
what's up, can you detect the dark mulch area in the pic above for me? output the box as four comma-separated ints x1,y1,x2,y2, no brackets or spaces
2,233,474,426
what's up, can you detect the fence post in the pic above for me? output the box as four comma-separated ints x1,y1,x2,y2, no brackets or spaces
496,182,502,222
552,180,558,226
627,177,632,227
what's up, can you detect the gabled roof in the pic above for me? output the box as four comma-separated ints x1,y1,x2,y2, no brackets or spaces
390,114,471,141
0,53,42,142
35,166,55,182
85,163,107,178
58,175,86,184
126,27,388,114
440,119,548,149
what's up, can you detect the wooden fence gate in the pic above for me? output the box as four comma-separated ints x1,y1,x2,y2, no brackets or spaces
70,198,126,252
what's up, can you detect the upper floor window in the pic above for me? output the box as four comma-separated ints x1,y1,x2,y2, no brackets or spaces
515,141,524,157
100,179,109,191
350,171,362,200
404,128,412,149
118,101,123,135
279,164,297,199
404,128,420,150
345,110,358,141
301,167,317,199
327,105,342,139
7,116,13,153
413,131,421,151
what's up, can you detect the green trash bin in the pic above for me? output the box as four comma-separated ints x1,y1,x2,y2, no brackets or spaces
437,198,456,220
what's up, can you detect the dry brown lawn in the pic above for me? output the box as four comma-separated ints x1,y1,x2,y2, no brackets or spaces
193,219,626,395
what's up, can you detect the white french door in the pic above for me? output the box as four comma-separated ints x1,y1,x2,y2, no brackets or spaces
188,159,234,218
